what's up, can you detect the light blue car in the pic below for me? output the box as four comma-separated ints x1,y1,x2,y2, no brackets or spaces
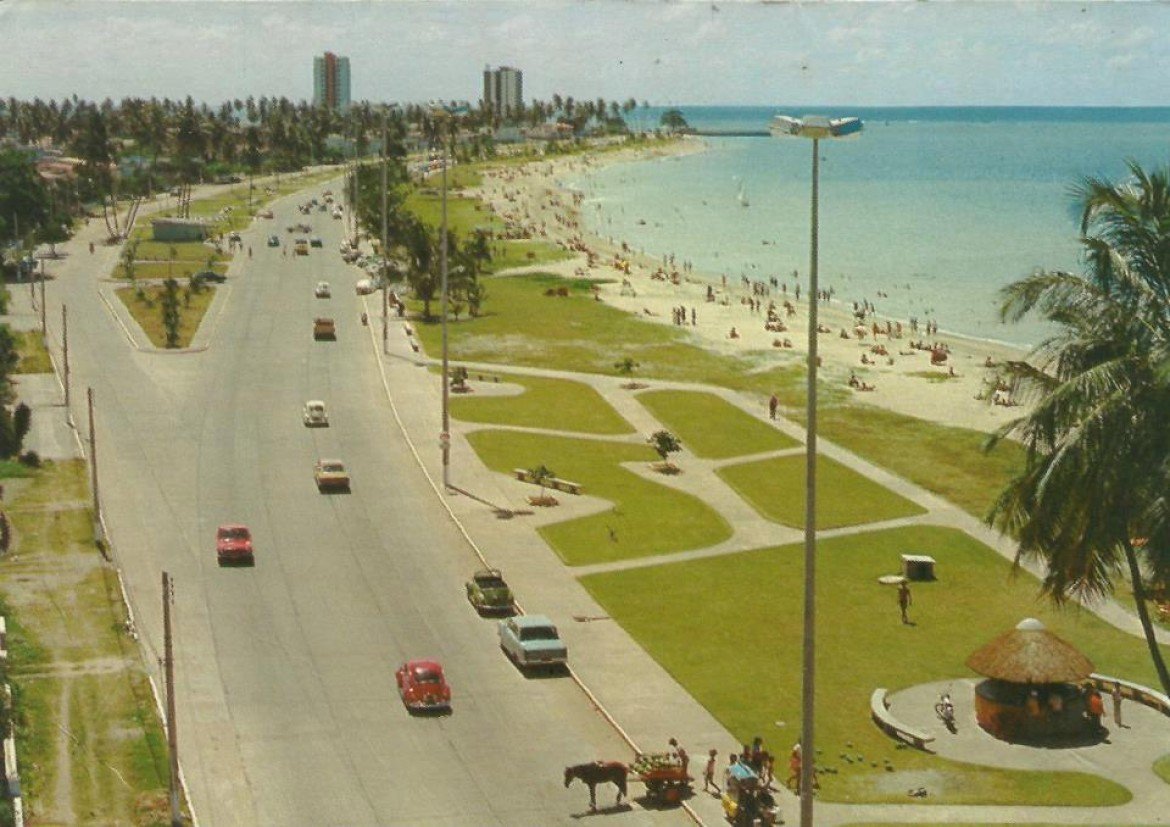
498,614,567,668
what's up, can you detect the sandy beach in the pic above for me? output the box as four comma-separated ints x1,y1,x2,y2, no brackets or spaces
471,138,1032,434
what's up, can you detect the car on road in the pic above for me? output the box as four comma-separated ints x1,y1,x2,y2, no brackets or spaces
295,239,309,256
314,459,350,492
394,660,451,713
355,278,376,295
332,209,343,220
313,317,336,340
193,269,226,283
257,209,274,219
310,237,323,248
465,569,515,615
498,615,567,669
267,234,280,247
216,524,254,566
314,281,331,298
303,400,328,427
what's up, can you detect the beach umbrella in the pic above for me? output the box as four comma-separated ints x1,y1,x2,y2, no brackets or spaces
965,618,1094,684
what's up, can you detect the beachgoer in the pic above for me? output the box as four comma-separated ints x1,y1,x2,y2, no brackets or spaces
729,326,739,339
898,581,912,624
704,749,719,793
1086,687,1104,730
787,742,802,792
768,394,779,420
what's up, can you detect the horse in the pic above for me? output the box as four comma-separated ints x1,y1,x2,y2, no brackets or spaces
564,761,628,811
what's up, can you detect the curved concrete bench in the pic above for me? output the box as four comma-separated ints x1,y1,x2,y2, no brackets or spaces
871,688,935,750
1090,673,1170,717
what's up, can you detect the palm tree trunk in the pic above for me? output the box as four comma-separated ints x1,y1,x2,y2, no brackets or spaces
1123,540,1170,695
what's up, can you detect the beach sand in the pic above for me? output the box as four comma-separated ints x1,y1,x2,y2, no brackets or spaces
471,138,1031,434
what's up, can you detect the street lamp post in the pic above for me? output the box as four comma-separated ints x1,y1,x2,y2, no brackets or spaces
439,132,451,490
771,113,862,827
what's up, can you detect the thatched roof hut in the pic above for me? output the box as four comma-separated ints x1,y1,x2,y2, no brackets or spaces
966,618,1094,684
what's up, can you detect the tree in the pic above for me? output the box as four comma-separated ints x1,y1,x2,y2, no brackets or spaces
614,357,639,377
985,160,1170,694
659,109,690,133
0,149,50,245
160,277,181,348
648,430,682,471
528,464,555,504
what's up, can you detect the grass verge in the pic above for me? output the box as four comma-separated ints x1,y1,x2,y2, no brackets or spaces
580,524,1158,805
115,284,217,349
450,372,634,435
636,389,798,458
0,460,174,823
1155,753,1170,784
13,330,52,374
718,452,926,529
465,429,730,565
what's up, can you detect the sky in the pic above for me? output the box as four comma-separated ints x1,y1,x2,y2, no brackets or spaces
1,0,1169,108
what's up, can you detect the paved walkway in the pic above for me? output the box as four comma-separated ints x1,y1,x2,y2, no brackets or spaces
364,310,1170,825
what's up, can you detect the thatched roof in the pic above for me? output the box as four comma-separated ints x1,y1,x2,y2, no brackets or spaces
966,618,1094,684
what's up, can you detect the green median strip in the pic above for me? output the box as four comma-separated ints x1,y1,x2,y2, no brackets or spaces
115,284,216,349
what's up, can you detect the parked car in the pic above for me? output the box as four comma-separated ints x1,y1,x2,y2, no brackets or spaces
394,660,451,712
257,209,274,219
314,459,350,492
355,278,376,295
295,239,309,256
313,317,336,340
216,524,254,566
498,615,567,669
310,237,323,248
267,234,280,247
332,208,343,220
193,269,226,283
314,281,331,298
465,569,515,615
303,400,328,427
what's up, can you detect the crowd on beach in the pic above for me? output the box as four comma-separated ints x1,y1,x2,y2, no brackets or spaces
473,143,1029,433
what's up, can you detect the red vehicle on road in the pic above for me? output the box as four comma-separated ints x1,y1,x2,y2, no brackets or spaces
216,524,254,566
395,660,451,713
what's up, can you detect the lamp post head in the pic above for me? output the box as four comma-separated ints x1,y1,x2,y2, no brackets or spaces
771,114,863,140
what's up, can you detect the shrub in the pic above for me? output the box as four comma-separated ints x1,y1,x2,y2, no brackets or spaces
18,450,40,468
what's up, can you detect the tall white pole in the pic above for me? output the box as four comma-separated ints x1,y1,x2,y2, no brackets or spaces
799,137,820,827
440,129,451,489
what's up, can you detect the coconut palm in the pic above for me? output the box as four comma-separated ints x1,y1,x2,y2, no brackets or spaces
985,160,1170,694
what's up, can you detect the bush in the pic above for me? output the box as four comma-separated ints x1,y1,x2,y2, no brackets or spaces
18,450,39,468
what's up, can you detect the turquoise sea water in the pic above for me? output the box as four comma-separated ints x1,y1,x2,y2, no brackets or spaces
568,107,1170,348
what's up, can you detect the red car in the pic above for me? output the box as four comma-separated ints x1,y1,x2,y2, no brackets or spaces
395,660,451,712
216,524,254,566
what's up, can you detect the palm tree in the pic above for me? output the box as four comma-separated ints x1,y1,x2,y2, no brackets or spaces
986,160,1170,694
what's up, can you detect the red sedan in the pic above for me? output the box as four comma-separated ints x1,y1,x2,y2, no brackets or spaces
395,660,451,712
216,524,254,566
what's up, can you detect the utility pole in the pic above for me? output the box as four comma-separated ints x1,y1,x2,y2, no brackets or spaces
380,119,389,355
439,125,451,490
39,265,47,336
87,387,100,537
162,572,181,826
62,305,71,425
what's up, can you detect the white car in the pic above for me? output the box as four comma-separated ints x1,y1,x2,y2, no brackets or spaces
303,400,328,427
354,278,376,295
315,282,331,298
498,615,568,669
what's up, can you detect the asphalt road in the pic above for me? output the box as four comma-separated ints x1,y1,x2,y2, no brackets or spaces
53,184,684,825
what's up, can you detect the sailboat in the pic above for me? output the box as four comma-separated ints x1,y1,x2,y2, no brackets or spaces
737,180,750,208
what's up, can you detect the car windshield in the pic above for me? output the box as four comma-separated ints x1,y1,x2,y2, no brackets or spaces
219,527,249,540
321,463,344,473
476,576,507,589
520,626,558,641
413,669,441,684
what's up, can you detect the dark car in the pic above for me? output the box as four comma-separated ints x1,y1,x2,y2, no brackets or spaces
267,234,280,247
465,569,515,615
310,237,324,248
194,269,227,283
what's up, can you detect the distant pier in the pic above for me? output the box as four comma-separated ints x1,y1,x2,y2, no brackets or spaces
690,129,770,137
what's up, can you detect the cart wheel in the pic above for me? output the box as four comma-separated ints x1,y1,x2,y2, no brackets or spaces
663,784,682,805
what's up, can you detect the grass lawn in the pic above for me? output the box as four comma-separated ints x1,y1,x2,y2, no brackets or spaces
127,238,225,264
14,330,53,373
113,260,228,281
465,429,730,565
450,373,634,435
718,452,926,529
1,461,173,823
1156,753,1170,784
580,524,1162,805
636,389,798,458
115,283,216,348
0,460,36,480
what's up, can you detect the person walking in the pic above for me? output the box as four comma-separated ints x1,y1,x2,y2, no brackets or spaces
703,748,719,794
898,581,912,624
786,742,802,793
1112,683,1125,728
768,394,779,420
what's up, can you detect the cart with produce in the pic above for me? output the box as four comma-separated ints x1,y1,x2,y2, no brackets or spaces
630,752,692,805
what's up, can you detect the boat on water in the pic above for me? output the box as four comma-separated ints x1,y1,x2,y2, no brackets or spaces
770,114,864,138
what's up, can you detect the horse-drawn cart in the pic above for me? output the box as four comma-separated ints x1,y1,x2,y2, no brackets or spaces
631,752,692,805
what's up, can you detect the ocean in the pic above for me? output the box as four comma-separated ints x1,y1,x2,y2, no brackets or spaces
567,106,1170,348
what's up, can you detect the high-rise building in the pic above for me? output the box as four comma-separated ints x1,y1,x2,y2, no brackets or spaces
482,65,523,119
313,52,351,112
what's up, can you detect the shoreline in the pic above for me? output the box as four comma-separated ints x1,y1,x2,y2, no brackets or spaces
471,138,1032,434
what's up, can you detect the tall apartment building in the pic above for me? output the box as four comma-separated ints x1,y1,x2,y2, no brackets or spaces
482,65,523,119
313,52,351,112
